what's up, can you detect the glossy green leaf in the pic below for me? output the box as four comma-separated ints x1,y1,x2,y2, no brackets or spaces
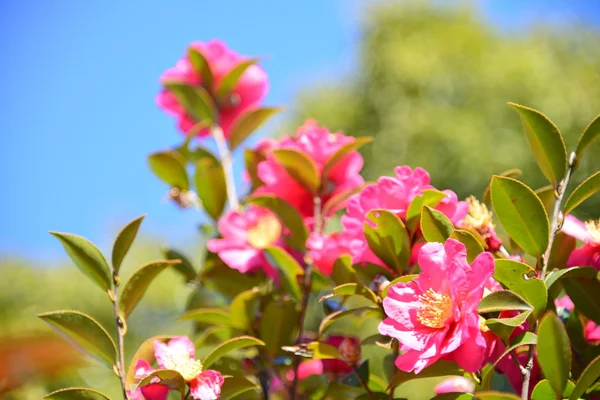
44,388,110,399
220,376,260,400
188,48,213,91
322,137,373,179
38,310,116,368
564,171,600,214
546,267,597,294
547,231,577,273
120,260,180,318
264,246,304,301
450,229,485,263
202,336,265,369
509,103,567,185
164,81,216,124
179,308,233,326
478,290,533,314
148,150,189,190
575,114,600,164
135,369,186,399
563,278,600,325
229,288,260,330
303,341,342,359
406,189,447,231
364,209,410,274
228,107,281,151
421,205,455,243
161,247,196,282
490,176,549,256
483,168,522,207
570,353,600,400
320,283,379,304
494,259,547,320
331,255,358,286
49,232,112,293
537,312,571,397
194,148,226,221
260,299,298,357
111,215,144,273
532,379,575,400
248,194,309,250
387,360,463,390
319,306,381,334
382,275,418,298
535,185,556,216
216,58,258,100
272,148,321,194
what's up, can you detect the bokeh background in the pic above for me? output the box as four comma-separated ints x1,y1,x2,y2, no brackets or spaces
2,0,600,398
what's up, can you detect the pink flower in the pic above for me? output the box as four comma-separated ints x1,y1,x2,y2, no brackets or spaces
207,206,281,277
435,376,475,394
562,215,600,269
378,239,495,373
458,196,502,252
294,335,358,380
255,120,364,221
306,231,353,276
555,296,600,345
157,40,268,138
585,321,600,345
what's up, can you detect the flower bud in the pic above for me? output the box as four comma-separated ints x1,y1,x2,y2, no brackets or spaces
434,376,475,394
339,337,361,365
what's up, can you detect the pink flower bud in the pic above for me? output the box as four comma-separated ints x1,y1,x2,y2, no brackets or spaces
339,337,361,365
434,376,475,395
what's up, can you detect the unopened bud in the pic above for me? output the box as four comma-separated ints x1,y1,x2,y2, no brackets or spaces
339,337,361,365
435,376,475,395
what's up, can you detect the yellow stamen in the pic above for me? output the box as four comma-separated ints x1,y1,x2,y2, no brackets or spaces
417,288,453,329
585,219,600,243
161,349,203,381
461,196,494,236
247,213,282,249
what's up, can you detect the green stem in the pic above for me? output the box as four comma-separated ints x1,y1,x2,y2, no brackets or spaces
213,125,239,211
111,273,128,399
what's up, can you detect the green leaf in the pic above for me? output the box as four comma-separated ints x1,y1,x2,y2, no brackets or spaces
475,392,522,400
44,388,111,399
305,341,343,359
119,260,180,319
432,394,473,400
340,359,369,388
111,214,144,273
229,288,260,330
164,81,216,124
194,148,227,220
49,232,112,293
272,148,321,194
38,310,116,368
179,308,233,326
535,185,556,216
406,189,447,232
483,169,522,207
319,306,381,334
320,283,379,304
563,278,600,325
421,205,455,243
216,58,259,100
248,195,309,250
202,336,265,369
264,246,304,301
331,255,358,286
564,171,600,214
532,380,573,400
545,266,597,291
126,336,172,386
547,231,577,273
494,259,547,320
148,150,189,190
508,102,567,185
220,376,260,400
537,312,571,397
364,209,411,274
449,229,485,263
570,353,600,400
228,107,281,151
322,185,364,216
135,369,186,399
382,275,418,298
161,247,197,282
478,290,533,329
387,360,463,390
260,299,298,357
575,114,600,165
322,137,373,179
490,176,549,256
244,148,266,191
188,48,213,91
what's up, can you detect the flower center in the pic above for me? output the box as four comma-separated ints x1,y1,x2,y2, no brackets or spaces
417,288,453,329
247,213,282,249
585,219,600,244
461,196,494,235
161,349,203,381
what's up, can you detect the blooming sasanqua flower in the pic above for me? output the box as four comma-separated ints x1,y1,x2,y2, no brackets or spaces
459,196,502,252
378,239,494,373
131,337,224,400
562,214,600,269
157,40,268,138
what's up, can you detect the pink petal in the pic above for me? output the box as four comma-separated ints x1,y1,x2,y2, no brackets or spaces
189,370,225,400
153,340,170,369
567,244,600,269
139,384,170,400
562,214,592,243
435,376,475,394
133,359,155,379
167,336,196,358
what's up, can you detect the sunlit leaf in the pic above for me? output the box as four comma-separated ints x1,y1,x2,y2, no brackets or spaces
44,387,111,399
125,336,171,387
494,259,547,320
216,58,259,100
220,376,260,400
111,215,144,273
188,48,213,91
264,246,304,301
480,332,537,390
322,137,373,179
564,171,600,214
387,360,463,390
320,283,379,304
449,229,484,263
164,81,216,124
304,341,342,359
148,150,189,190
482,169,522,207
272,148,321,194
381,274,418,298
202,336,265,369
179,308,233,326
229,288,260,330
135,369,186,399
421,205,455,243
331,255,358,286
575,113,600,166
537,312,571,398
406,189,447,232
319,306,381,334
364,209,411,274
228,107,281,151
570,353,600,400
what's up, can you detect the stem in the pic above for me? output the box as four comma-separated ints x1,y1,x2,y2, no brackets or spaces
388,339,400,399
354,364,376,400
111,272,128,399
213,125,239,211
521,345,535,400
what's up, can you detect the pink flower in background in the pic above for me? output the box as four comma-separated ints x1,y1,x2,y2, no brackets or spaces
378,239,495,373
435,376,475,394
157,40,268,137
256,120,364,221
562,215,600,269
436,190,468,226
207,206,281,277
306,232,353,276
294,335,359,380
555,296,600,345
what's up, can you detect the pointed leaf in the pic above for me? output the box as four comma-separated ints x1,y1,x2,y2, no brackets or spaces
194,149,226,220
260,299,298,357
535,185,556,216
272,148,321,194
164,81,216,124
188,48,213,91
331,255,358,286
229,288,260,330
220,376,260,400
450,229,484,263
111,215,144,273
364,209,411,274
563,278,600,325
421,205,455,243
575,114,600,164
49,232,111,293
545,266,597,291
322,185,364,216
537,312,570,398
570,353,600,400
490,176,549,256
228,107,281,151
202,336,264,369
161,248,196,282
564,171,600,214
483,169,522,207
532,380,575,400
508,103,567,185
148,150,189,190
305,341,342,359
322,137,373,178
264,246,304,301
319,306,381,334
478,290,533,314
119,260,180,318
38,310,116,368
494,259,547,320
216,58,259,100
135,369,186,399
244,148,266,191
179,308,233,326
405,189,448,232
44,388,111,399
320,283,379,304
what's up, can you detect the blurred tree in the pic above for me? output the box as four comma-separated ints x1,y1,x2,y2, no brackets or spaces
288,0,600,218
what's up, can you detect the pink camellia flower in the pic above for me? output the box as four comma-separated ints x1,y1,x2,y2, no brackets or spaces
435,376,475,394
378,239,494,373
294,335,359,380
157,40,268,137
562,215,600,269
255,120,365,221
207,206,281,277
459,196,502,252
132,337,224,400
306,231,353,276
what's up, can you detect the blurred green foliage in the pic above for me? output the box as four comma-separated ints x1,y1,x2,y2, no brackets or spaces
289,0,600,219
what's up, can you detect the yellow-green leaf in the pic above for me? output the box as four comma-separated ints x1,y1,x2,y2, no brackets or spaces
364,209,411,274
44,387,111,399
111,214,144,273
537,312,571,398
421,205,455,243
194,148,226,221
135,369,186,399
216,58,259,100
228,107,281,151
264,246,304,301
564,171,600,214
179,308,233,326
575,113,600,165
188,48,213,91
322,137,373,179
164,81,216,124
449,229,485,263
272,148,321,194
570,353,600,400
220,376,260,400
148,150,189,190
494,259,547,320
202,336,265,369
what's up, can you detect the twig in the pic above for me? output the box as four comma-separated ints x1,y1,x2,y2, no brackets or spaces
354,364,376,400
111,272,128,399
212,125,240,211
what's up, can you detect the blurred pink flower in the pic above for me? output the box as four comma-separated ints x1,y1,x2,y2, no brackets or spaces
562,215,600,269
555,296,600,345
435,376,475,394
306,231,353,276
294,335,358,381
378,239,495,373
157,40,268,138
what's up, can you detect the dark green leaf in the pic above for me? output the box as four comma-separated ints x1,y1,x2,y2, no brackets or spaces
480,332,537,390
194,149,226,221
532,379,574,400
545,266,597,291
164,81,216,124
148,151,189,190
508,103,567,185
220,376,260,400
331,255,358,286
202,336,265,369
111,215,144,273
264,246,304,301
228,107,281,151
272,148,321,194
449,229,484,263
387,360,463,390
319,306,381,334
161,248,196,282
564,171,600,214
421,205,455,243
364,209,411,274
490,176,549,256
260,299,298,357
322,137,373,179
216,58,259,100
563,278,600,325
179,308,233,326
38,310,116,368
44,388,111,399
537,312,571,397
478,290,533,314
570,353,600,400
494,259,547,320
483,169,522,207
120,260,180,318
575,114,600,165
229,288,260,330
406,189,447,232
188,48,213,91
135,369,186,399
320,283,379,304
49,232,112,293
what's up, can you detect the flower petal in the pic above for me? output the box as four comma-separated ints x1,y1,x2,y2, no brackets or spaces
189,370,225,400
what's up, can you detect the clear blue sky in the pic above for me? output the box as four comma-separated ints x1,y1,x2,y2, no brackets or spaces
1,0,598,262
